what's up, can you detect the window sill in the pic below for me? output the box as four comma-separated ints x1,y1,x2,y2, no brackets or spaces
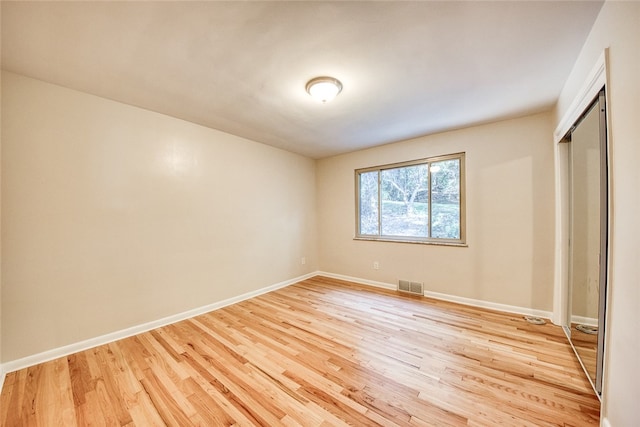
353,237,467,247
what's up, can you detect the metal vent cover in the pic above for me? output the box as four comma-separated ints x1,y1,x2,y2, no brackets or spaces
524,316,546,325
398,280,423,295
576,324,598,335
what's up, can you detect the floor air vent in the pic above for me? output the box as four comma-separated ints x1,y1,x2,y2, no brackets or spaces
524,316,546,325
576,324,598,335
398,280,423,295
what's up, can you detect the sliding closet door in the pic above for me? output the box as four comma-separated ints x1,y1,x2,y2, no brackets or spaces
568,91,607,394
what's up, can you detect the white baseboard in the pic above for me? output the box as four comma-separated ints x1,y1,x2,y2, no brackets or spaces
317,271,552,319
317,271,397,291
0,272,318,378
424,289,553,319
0,270,553,392
602,417,611,427
571,314,598,327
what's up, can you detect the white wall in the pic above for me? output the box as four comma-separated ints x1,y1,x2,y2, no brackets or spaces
554,2,640,425
1,72,318,363
317,112,555,312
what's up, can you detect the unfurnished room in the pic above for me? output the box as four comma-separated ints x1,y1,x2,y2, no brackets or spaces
0,1,639,426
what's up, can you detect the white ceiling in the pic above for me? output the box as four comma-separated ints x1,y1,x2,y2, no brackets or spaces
1,1,603,159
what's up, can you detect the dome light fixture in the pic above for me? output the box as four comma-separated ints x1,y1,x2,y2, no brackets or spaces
305,76,343,103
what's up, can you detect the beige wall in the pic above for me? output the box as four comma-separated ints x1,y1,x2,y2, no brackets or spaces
317,112,555,311
1,72,317,362
555,2,640,425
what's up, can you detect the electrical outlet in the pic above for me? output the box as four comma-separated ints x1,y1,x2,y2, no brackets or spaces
373,261,379,270
301,257,306,265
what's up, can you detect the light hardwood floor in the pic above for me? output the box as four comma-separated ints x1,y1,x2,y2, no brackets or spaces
1,276,600,426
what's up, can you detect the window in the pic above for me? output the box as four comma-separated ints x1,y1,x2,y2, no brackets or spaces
356,153,465,245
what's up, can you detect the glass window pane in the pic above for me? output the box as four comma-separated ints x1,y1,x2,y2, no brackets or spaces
359,171,379,235
356,153,464,244
430,159,460,239
380,165,428,237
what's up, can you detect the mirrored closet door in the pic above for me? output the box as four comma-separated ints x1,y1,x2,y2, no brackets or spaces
565,90,607,395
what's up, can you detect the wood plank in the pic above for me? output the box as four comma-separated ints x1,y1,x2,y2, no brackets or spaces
0,276,600,426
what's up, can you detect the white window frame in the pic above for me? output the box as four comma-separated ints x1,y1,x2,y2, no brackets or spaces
355,152,466,246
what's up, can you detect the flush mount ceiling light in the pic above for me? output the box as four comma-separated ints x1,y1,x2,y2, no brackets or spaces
305,76,343,103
